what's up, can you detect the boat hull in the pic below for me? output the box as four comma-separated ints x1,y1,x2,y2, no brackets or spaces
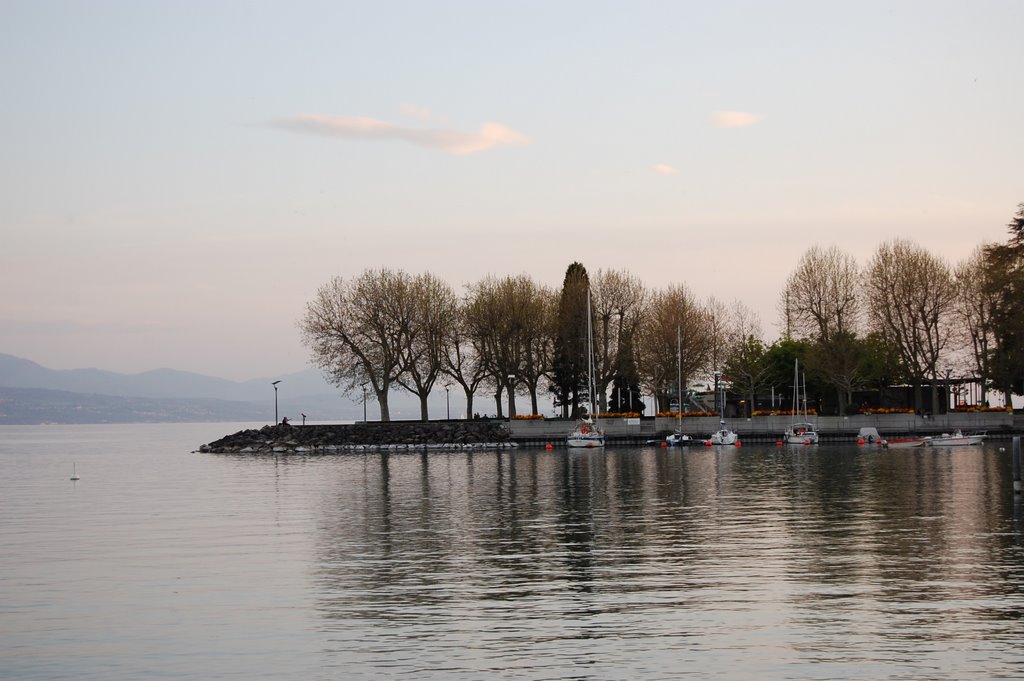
882,438,927,449
929,435,985,446
566,435,606,448
710,430,738,445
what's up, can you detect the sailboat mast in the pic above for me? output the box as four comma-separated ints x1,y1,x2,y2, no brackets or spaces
587,288,597,420
677,326,682,428
793,359,799,415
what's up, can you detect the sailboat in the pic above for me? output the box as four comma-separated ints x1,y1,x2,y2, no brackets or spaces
70,463,80,481
709,378,738,445
666,326,695,446
783,359,818,444
566,289,606,448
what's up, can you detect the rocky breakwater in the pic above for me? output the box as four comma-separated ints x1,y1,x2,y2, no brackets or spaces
198,421,515,454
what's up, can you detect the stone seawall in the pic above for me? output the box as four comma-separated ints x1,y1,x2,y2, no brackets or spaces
198,421,513,454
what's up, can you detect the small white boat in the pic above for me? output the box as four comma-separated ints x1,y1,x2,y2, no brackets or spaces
666,432,697,446
929,430,986,446
881,437,927,449
709,421,738,445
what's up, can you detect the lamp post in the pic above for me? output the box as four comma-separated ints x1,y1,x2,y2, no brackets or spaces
272,380,281,424
445,385,450,420
361,384,367,423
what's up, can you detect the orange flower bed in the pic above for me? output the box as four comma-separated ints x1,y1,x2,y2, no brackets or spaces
512,414,545,420
752,409,818,416
859,408,915,414
657,410,718,418
602,412,643,418
953,406,1012,413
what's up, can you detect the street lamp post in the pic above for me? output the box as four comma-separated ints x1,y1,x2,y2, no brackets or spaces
362,384,368,423
445,385,450,420
272,380,281,424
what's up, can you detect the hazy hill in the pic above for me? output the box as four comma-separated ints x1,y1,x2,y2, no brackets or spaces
0,353,440,424
0,352,334,401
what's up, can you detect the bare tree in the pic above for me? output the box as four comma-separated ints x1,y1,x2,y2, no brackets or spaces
518,281,556,416
704,296,730,412
779,245,860,342
722,302,772,417
464,274,551,418
864,239,957,413
780,245,863,414
952,246,998,406
442,303,491,419
591,269,647,413
300,269,416,421
395,273,458,421
637,284,711,412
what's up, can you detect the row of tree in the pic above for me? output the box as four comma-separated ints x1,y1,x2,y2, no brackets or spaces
300,205,1024,421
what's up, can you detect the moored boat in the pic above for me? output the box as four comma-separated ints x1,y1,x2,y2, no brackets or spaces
709,420,738,445
784,422,819,445
566,418,605,448
566,288,605,449
784,359,818,444
928,430,986,446
667,432,697,446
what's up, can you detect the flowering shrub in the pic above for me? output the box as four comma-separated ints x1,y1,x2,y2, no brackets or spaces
859,408,914,414
753,409,818,416
512,414,545,420
602,411,643,418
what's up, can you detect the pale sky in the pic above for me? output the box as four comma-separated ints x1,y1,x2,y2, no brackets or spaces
1,1,1021,381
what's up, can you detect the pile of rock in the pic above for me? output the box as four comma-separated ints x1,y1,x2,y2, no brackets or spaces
198,421,514,454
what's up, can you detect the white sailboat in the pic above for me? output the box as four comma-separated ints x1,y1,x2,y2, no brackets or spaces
666,326,696,446
783,359,818,444
709,378,738,445
566,288,606,448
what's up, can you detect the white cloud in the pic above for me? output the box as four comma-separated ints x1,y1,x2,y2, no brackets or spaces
653,164,678,174
711,111,763,128
272,114,530,155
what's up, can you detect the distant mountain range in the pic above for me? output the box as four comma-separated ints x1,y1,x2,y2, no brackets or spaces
0,353,361,424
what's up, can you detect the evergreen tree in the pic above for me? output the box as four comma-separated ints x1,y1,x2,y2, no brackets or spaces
551,263,590,417
985,203,1024,398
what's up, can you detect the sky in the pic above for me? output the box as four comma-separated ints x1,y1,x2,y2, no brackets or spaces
1,0,1022,382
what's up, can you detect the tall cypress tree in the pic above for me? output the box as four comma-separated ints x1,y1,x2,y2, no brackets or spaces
551,263,590,418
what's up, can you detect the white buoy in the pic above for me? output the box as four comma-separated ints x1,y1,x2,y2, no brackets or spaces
70,463,80,481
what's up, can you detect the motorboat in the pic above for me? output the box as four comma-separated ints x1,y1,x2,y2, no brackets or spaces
928,430,986,446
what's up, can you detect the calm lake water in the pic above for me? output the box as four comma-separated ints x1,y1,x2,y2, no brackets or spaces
3,423,1024,680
